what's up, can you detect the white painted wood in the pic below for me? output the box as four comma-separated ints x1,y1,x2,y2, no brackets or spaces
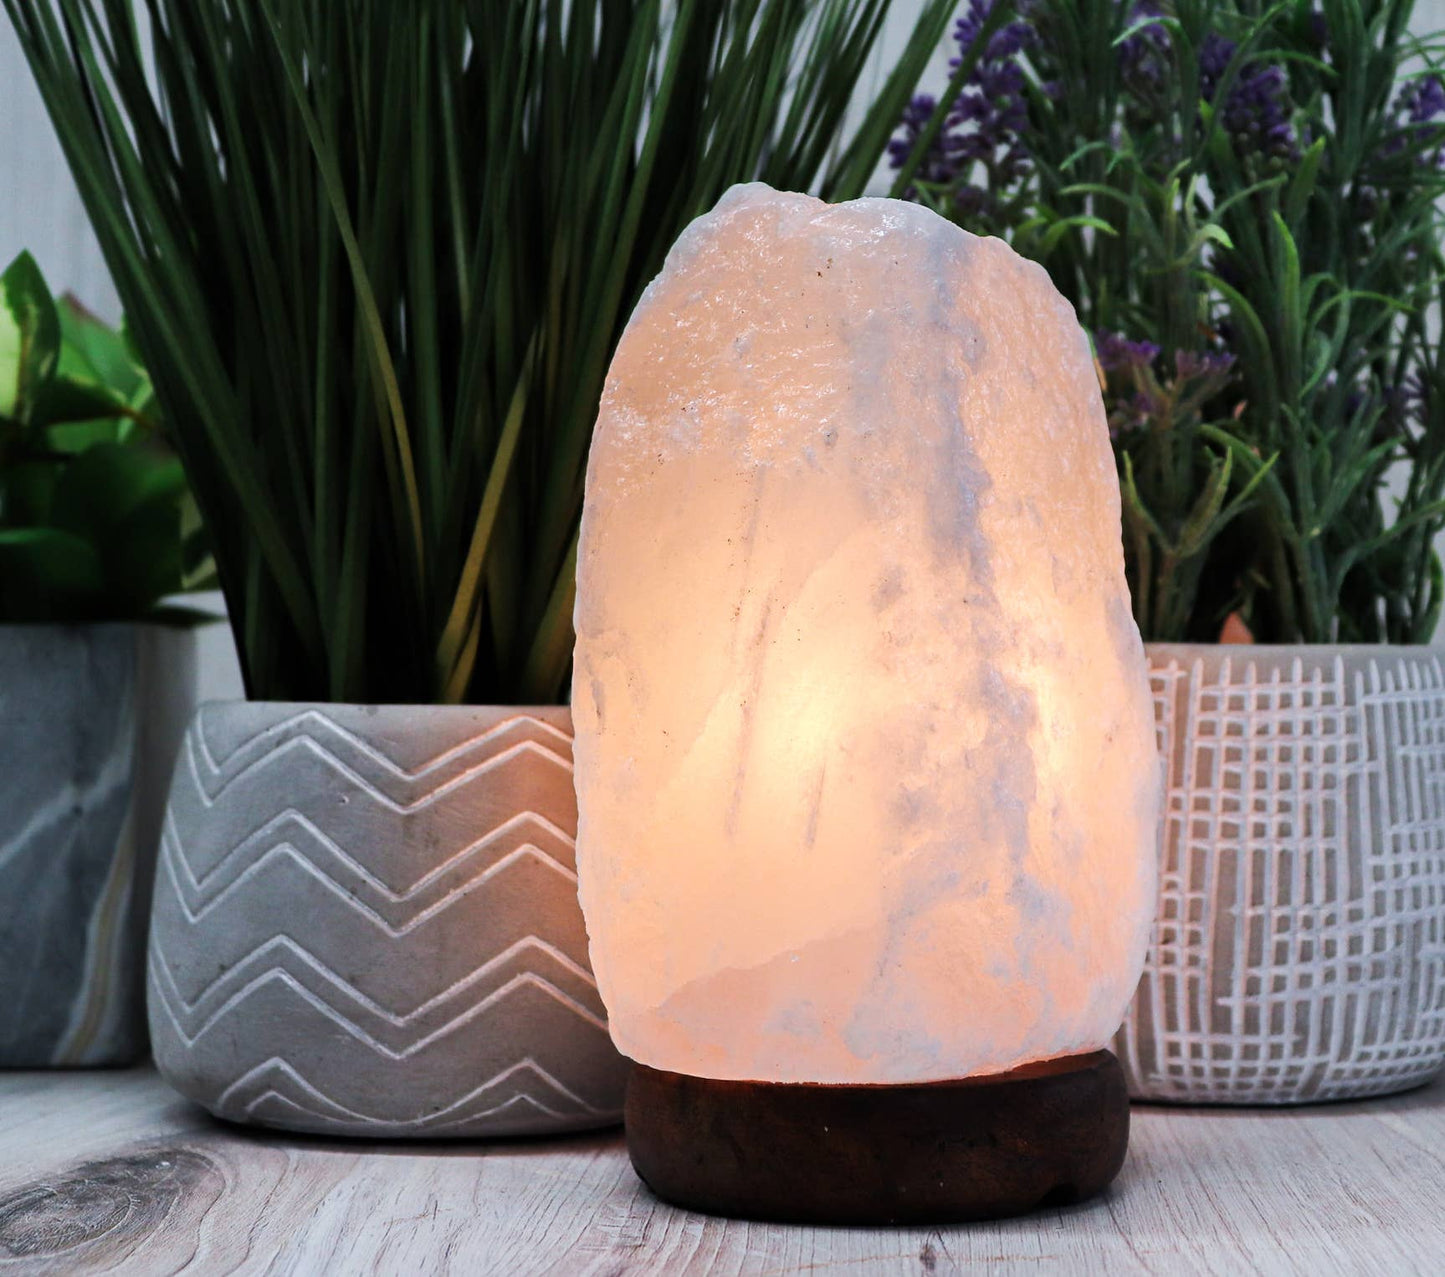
0,1067,1439,1275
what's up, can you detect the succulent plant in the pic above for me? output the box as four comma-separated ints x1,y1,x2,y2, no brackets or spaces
0,250,205,622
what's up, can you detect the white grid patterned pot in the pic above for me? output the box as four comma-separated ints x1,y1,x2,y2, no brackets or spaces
148,702,627,1137
1116,645,1445,1104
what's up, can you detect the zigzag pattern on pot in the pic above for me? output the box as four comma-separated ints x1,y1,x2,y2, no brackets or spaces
158,805,580,934
217,1056,604,1134
148,709,628,1137
186,707,575,811
150,929,606,1054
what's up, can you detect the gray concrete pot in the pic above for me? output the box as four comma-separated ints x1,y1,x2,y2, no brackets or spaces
0,623,197,1066
1117,644,1445,1104
148,702,628,1137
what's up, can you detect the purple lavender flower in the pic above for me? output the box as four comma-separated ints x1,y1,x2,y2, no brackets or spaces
953,186,993,220
887,95,956,186
1380,74,1445,170
1175,349,1237,380
1130,388,1162,417
1198,32,1299,162
1105,389,1160,440
1330,377,1416,444
1376,371,1431,439
1401,74,1445,124
955,0,1034,62
1198,32,1234,102
1096,331,1161,374
1118,1,1171,100
888,0,1037,222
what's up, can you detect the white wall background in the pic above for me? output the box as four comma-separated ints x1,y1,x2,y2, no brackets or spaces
1,29,120,320
3,1,1445,684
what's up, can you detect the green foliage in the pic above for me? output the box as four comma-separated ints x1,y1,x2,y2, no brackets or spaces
900,0,1445,643
3,0,959,702
0,250,202,622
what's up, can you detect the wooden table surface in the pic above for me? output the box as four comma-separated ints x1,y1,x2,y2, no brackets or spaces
0,1066,1440,1276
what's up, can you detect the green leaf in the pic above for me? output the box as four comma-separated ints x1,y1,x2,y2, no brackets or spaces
436,339,537,696
0,460,58,525
1284,136,1327,226
1192,223,1234,252
50,441,186,539
32,441,188,617
1177,451,1234,555
0,527,104,620
1039,215,1119,257
57,295,144,399
0,288,19,421
0,251,60,423
1112,14,1181,48
31,374,132,431
101,495,184,613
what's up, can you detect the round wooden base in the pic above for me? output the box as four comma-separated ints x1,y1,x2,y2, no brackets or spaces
625,1050,1129,1224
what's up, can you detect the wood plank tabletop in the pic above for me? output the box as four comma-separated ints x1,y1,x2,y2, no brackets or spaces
0,1066,1439,1275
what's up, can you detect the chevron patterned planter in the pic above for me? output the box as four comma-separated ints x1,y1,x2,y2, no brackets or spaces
1116,645,1445,1104
148,702,628,1137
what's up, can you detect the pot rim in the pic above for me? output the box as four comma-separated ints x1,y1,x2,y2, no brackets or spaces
0,619,154,635
1145,640,1443,656
193,698,570,714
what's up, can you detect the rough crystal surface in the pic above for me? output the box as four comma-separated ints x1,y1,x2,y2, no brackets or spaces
572,184,1160,1084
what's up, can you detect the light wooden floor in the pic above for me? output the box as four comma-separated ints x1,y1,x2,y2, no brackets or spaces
0,1066,1439,1275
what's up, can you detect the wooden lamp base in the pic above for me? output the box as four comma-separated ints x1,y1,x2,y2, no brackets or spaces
624,1050,1129,1224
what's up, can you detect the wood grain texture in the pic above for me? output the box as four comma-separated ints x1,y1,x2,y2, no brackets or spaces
0,1067,1440,1275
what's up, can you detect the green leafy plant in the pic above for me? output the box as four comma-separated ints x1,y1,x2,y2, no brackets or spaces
0,250,202,621
895,0,1445,644
4,0,964,701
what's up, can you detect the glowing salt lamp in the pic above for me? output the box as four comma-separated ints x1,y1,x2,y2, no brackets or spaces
572,185,1160,1223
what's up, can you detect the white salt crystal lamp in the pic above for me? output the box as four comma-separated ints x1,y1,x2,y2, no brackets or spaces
572,184,1161,1223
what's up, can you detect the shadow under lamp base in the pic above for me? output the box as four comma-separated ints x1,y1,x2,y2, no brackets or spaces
624,1050,1130,1224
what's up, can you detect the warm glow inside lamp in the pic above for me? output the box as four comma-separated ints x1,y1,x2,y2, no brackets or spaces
572,184,1162,1224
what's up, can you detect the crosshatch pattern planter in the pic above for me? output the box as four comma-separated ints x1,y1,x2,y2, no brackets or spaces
147,702,628,1137
1116,645,1445,1104
0,623,196,1067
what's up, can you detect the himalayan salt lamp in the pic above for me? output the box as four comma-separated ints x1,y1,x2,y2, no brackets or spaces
572,184,1160,1223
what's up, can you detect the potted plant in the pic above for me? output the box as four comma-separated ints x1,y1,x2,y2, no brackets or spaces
894,0,1445,1103
5,0,966,1135
0,250,202,1066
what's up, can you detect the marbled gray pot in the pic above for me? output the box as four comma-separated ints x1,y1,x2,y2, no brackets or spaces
148,702,628,1138
0,623,197,1066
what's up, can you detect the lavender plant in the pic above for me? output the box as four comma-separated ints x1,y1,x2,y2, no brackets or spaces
894,0,1445,645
